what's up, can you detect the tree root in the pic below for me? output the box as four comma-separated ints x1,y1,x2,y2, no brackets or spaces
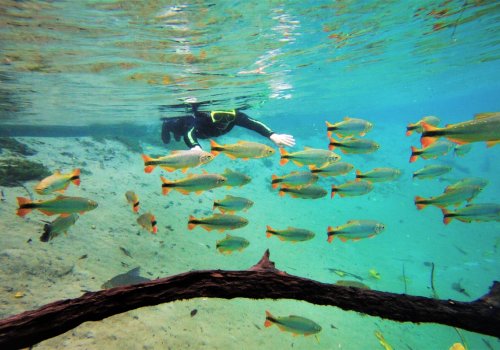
0,250,499,349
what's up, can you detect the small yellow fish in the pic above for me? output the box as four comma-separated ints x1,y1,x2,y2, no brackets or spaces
374,330,393,350
213,195,254,214
266,225,315,242
40,213,79,242
137,212,157,234
279,147,340,167
35,168,81,195
142,149,214,173
160,172,226,195
370,269,381,280
221,168,251,187
328,136,379,154
410,140,453,162
442,203,500,225
264,310,322,336
327,220,385,243
210,139,275,160
412,165,452,180
188,213,248,232
271,171,318,189
216,234,250,254
16,196,98,217
406,115,440,136
355,168,401,183
326,117,373,138
310,162,354,177
331,180,373,198
279,184,327,199
420,113,500,148
125,191,139,213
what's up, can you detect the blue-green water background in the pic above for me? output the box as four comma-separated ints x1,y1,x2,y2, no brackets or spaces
1,1,499,349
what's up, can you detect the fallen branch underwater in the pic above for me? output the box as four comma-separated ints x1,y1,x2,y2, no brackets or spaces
1,250,499,349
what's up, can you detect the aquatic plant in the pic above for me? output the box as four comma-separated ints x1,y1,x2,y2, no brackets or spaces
0,138,36,156
0,158,50,186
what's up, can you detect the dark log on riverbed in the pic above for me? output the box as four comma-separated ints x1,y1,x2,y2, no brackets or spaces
1,250,499,349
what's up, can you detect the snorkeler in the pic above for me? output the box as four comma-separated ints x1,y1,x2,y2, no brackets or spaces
161,99,295,150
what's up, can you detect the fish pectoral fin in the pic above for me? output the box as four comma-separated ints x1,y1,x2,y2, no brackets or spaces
39,209,56,216
339,237,348,242
291,160,304,167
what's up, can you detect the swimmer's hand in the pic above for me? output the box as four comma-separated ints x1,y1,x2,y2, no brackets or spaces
190,146,203,151
270,133,295,147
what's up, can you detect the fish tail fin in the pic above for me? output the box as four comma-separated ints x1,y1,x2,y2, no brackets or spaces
213,202,219,211
330,186,337,199
442,209,452,225
355,169,362,181
16,197,32,217
405,125,414,136
409,146,419,163
420,122,439,147
142,154,155,173
278,185,288,197
210,139,223,156
160,176,172,195
271,175,280,189
279,148,289,165
187,215,197,230
326,121,335,138
328,136,337,151
414,196,427,210
133,201,140,213
266,225,275,238
72,168,81,186
327,227,335,243
264,310,275,327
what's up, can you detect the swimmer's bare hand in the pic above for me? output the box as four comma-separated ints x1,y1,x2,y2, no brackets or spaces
270,134,295,147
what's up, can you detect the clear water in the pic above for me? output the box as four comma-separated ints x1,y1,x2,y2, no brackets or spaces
1,1,499,349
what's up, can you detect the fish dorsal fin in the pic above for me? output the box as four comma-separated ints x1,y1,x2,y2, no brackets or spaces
55,195,69,200
224,168,234,174
474,112,500,120
225,234,231,239
344,116,351,121
55,170,61,175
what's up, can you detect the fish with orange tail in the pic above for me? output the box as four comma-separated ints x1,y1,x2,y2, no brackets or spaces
136,212,157,234
420,112,500,148
328,136,379,154
35,168,81,195
141,149,214,173
279,147,340,167
406,116,440,136
125,191,139,213
271,171,318,189
327,220,385,243
310,161,354,177
331,180,373,198
264,310,322,336
160,172,226,195
188,213,248,232
409,140,453,162
442,203,500,224
355,168,401,183
213,195,254,214
279,184,327,199
266,225,315,242
326,117,373,138
210,139,275,160
414,185,484,210
16,196,97,217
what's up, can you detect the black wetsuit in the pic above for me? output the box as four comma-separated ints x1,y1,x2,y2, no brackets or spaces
162,109,275,149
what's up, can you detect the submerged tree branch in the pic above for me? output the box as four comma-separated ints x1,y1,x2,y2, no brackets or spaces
0,250,499,349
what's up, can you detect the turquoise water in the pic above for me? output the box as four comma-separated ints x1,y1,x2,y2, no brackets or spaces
1,1,499,349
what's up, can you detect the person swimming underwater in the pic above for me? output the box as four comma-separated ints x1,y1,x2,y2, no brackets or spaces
161,99,295,150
